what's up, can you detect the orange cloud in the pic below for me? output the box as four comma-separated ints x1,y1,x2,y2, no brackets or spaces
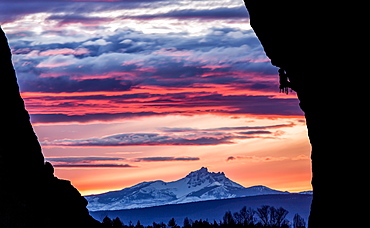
227,155,309,162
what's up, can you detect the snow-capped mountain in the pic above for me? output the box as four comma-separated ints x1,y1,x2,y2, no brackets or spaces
85,167,288,211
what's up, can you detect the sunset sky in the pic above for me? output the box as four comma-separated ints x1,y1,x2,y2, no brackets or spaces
1,0,312,195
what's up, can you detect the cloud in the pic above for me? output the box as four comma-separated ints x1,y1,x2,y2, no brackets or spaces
226,156,236,161
159,123,295,132
46,156,126,163
83,39,112,46
133,157,200,162
40,122,293,147
45,156,135,168
226,155,310,163
52,164,135,168
46,155,199,168
39,48,90,56
41,132,248,147
25,88,301,124
4,0,303,125
36,55,77,68
0,0,248,25
30,112,166,124
132,6,249,19
46,14,114,26
237,131,272,135
21,77,133,93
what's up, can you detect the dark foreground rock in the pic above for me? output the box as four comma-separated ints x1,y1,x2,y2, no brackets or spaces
243,1,362,227
0,26,101,228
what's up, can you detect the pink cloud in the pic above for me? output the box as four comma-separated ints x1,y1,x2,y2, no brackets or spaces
39,48,90,56
153,48,193,57
227,155,309,162
36,55,77,68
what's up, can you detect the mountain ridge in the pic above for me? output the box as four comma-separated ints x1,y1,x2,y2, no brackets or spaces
85,167,305,212
90,194,313,225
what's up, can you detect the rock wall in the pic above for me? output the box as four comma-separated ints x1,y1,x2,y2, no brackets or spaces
243,1,360,228
0,26,101,228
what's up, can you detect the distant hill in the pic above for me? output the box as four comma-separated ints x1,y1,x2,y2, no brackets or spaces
90,194,312,225
85,167,294,211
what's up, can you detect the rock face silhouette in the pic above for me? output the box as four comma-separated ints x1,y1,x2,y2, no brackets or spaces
0,27,101,228
243,1,359,228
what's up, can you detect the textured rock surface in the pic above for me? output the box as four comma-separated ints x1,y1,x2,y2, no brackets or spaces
243,1,360,227
0,26,101,228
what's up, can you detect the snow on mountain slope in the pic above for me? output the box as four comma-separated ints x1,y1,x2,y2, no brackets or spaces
85,167,288,211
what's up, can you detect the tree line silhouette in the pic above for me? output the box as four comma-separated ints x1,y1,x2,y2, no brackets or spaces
101,205,306,228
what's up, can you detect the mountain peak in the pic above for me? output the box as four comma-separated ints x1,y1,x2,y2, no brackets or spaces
186,167,209,176
85,168,288,211
184,167,242,189
185,167,226,177
199,167,208,172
